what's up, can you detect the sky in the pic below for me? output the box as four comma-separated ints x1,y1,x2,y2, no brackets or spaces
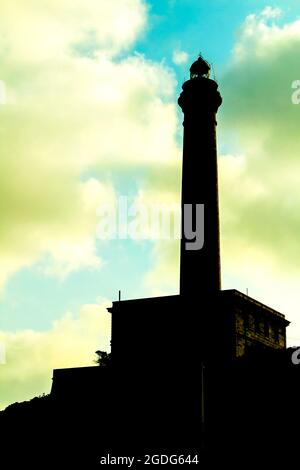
1,0,300,409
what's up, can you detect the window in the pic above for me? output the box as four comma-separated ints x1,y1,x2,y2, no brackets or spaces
248,314,255,330
264,320,269,338
255,317,260,334
273,325,279,342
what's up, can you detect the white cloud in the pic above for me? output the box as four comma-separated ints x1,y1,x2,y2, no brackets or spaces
172,49,189,65
261,6,282,19
219,10,300,343
0,0,147,62
232,9,300,62
0,1,179,289
134,187,180,295
0,301,111,410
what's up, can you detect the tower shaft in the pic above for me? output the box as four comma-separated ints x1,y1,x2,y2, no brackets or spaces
179,76,222,297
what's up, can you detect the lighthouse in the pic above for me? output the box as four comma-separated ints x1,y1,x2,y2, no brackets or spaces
179,56,222,297
50,56,290,456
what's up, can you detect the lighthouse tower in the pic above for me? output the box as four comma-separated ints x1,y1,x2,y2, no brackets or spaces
179,56,222,297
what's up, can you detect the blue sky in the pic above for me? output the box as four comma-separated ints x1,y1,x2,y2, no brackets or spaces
1,0,300,408
136,1,300,72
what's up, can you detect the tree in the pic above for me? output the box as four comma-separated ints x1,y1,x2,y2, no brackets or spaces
94,350,111,367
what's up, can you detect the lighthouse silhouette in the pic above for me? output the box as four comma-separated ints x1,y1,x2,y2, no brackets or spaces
105,56,289,449
50,56,289,457
179,55,222,297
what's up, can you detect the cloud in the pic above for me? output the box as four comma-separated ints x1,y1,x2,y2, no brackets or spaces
261,6,282,19
0,0,147,62
172,49,189,65
0,301,111,410
133,182,181,295
0,0,179,289
145,240,180,296
219,10,300,340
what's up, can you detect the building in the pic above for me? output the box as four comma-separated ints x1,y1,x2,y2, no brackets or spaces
222,289,288,357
